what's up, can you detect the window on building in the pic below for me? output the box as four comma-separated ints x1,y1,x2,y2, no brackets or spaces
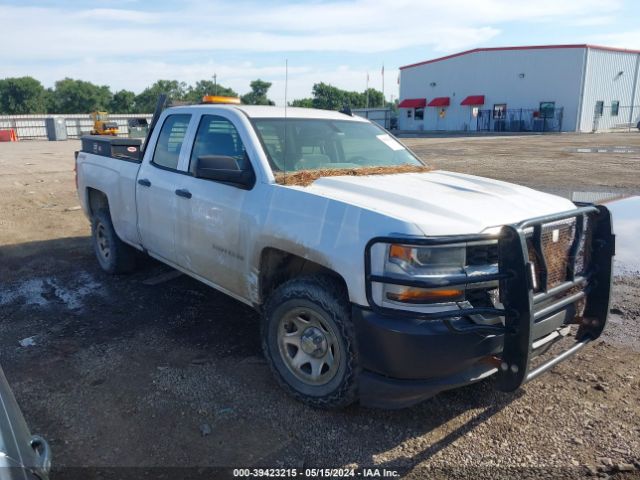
595,101,604,116
539,101,556,118
493,104,506,119
407,109,413,118
611,101,620,116
152,114,191,170
414,107,424,120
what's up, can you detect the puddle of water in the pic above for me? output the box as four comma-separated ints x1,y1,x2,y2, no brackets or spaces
0,272,103,310
606,196,640,275
571,191,622,203
570,146,640,154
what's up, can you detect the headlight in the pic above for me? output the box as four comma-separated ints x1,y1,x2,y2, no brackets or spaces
384,244,466,304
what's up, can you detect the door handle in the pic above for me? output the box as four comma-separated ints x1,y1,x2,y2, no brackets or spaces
138,178,151,187
175,188,192,199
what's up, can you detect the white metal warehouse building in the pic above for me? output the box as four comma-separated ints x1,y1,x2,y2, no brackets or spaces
397,44,640,133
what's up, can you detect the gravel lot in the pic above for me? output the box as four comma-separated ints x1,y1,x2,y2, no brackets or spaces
0,134,639,479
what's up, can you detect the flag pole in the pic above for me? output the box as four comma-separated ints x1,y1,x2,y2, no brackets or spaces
381,64,385,107
366,72,369,109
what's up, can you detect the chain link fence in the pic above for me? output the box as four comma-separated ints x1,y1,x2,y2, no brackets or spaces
0,114,153,140
592,105,640,132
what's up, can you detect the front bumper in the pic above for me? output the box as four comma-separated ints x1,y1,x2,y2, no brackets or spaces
353,306,501,408
357,204,615,408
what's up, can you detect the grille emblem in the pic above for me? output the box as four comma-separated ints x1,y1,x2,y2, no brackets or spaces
551,229,560,243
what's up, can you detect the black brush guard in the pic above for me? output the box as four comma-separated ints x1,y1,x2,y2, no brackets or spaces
364,204,614,392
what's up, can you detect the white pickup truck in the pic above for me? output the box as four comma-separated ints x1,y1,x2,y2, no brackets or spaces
75,97,615,409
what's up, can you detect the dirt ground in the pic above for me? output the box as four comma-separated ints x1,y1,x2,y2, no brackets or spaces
0,134,639,479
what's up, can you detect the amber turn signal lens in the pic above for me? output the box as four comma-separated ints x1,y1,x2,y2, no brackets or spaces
387,287,464,303
389,244,413,262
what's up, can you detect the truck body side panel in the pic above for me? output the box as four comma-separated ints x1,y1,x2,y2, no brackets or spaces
249,184,423,306
76,153,141,247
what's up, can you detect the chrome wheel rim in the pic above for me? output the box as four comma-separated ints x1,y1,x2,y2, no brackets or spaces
96,223,111,262
277,307,341,386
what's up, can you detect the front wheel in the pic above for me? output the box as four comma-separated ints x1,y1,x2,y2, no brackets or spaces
262,275,359,408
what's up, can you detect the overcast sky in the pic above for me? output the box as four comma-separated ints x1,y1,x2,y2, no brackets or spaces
1,0,639,105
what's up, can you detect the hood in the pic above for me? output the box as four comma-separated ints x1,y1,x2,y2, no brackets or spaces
302,170,576,235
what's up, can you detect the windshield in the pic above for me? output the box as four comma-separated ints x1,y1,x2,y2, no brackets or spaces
252,118,423,172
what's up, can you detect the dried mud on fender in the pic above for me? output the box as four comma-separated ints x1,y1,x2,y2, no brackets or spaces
274,165,432,187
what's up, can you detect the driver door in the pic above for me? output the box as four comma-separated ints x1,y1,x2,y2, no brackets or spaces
174,114,256,298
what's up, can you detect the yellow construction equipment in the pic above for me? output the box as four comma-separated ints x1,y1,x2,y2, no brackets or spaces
90,111,119,136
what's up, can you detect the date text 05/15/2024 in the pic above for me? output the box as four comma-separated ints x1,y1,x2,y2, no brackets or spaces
232,468,400,478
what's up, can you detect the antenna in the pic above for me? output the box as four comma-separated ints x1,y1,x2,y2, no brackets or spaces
283,59,288,185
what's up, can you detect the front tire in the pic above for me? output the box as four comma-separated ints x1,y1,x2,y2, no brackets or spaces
91,208,136,274
262,275,359,409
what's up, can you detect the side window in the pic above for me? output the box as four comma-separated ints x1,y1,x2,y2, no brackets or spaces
414,107,424,120
190,115,249,172
152,114,191,170
595,101,604,116
611,101,620,116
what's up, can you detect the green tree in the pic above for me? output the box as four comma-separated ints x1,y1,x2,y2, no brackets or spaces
362,88,384,109
0,76,47,114
241,79,274,105
109,89,136,113
44,88,55,113
185,80,238,103
135,80,187,113
291,83,385,111
48,78,112,113
290,98,314,108
310,82,345,110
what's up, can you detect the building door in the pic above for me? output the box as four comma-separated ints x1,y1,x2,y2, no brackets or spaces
403,108,421,130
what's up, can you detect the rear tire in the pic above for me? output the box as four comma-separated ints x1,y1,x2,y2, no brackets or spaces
262,275,359,409
91,208,136,274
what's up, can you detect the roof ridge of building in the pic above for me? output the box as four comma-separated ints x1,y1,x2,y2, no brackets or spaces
399,44,640,70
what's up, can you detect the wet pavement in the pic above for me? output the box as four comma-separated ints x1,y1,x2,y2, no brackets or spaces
570,146,640,154
607,196,640,274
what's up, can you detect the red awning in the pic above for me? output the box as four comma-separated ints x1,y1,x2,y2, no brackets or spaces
461,95,485,106
427,97,450,107
398,98,426,108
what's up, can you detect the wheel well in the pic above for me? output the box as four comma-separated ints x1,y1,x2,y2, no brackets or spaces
87,188,109,217
259,248,348,302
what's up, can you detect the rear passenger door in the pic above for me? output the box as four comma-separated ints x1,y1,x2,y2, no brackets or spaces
136,113,193,264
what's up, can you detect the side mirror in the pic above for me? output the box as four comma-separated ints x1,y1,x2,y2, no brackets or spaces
195,155,255,189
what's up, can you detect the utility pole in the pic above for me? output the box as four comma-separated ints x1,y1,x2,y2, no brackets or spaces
213,73,218,95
